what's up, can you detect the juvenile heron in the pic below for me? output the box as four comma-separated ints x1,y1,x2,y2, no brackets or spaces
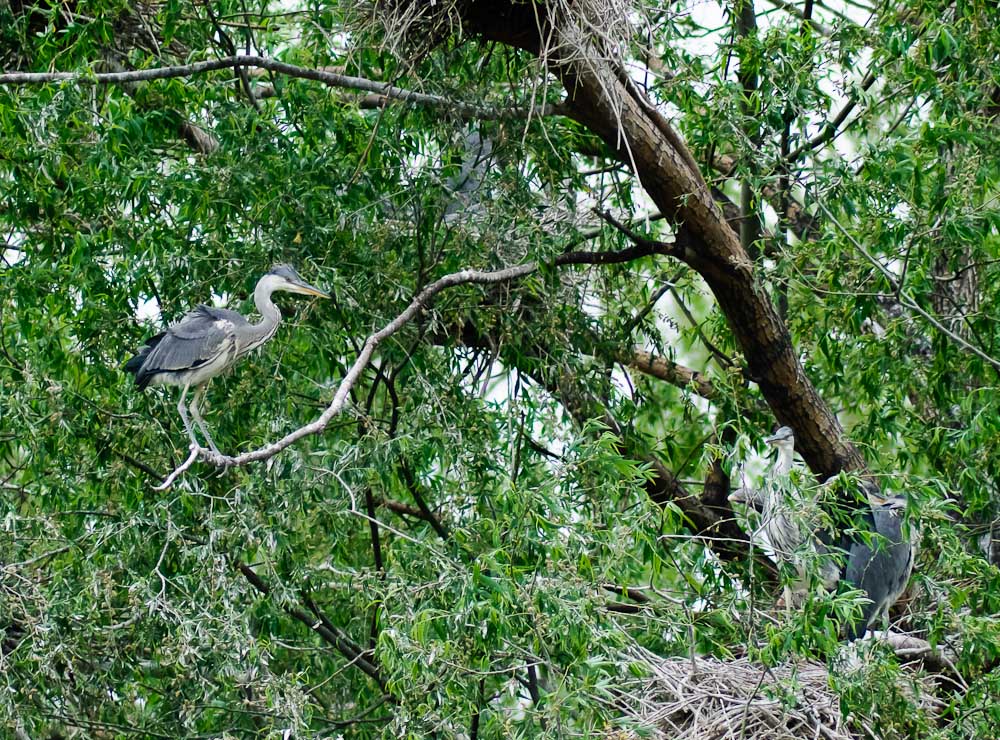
125,264,329,453
730,426,840,605
842,482,914,640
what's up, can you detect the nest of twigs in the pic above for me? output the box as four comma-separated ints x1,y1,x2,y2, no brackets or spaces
351,0,636,69
610,647,852,740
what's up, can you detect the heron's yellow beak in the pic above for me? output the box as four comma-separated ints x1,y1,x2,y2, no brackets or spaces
293,281,331,299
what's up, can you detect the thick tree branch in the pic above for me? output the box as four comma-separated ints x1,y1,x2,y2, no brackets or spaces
736,0,763,258
448,315,756,564
378,497,429,520
460,2,866,481
626,350,717,400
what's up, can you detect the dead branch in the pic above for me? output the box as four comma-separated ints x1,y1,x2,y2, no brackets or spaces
627,350,717,400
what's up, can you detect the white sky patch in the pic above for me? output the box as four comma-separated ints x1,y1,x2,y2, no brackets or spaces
2,229,27,267
2,246,25,266
135,295,161,322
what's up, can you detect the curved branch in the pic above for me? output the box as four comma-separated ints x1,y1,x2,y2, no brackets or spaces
462,3,866,480
158,243,673,487
152,445,198,491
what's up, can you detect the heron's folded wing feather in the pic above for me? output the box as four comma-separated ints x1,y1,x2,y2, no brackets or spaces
142,309,237,373
170,305,246,337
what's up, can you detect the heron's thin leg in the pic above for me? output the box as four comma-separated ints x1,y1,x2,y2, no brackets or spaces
176,384,200,449
189,384,221,455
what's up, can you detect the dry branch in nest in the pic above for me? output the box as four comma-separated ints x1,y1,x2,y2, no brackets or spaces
611,645,946,740
611,648,851,740
356,0,635,58
352,0,467,59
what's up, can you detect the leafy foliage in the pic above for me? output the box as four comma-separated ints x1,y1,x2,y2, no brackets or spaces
2,0,1000,738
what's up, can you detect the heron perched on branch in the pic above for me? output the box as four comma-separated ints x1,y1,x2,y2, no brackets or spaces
125,264,329,454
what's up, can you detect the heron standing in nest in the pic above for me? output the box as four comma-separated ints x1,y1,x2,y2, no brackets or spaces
732,426,915,638
730,426,839,607
841,481,914,640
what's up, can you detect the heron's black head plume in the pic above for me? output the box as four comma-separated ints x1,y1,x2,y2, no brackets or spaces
268,263,303,282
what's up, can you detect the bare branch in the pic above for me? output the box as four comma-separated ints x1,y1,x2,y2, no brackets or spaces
111,448,167,481
601,583,652,603
153,445,198,491
762,0,833,35
593,209,677,255
0,55,568,120
378,497,427,519
786,71,877,163
627,350,717,399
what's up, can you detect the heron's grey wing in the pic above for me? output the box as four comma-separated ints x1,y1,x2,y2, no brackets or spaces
868,505,913,600
171,305,247,337
140,306,238,375
729,485,765,511
444,131,493,223
843,505,912,639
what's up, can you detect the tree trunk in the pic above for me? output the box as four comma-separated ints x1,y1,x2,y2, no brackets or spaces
459,1,866,480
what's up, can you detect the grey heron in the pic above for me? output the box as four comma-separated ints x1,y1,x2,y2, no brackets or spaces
730,426,840,605
842,482,914,640
125,264,330,454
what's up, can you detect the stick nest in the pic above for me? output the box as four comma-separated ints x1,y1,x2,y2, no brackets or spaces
610,647,853,740
350,0,637,68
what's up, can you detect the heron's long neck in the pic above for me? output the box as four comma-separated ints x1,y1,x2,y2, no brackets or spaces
763,444,796,514
243,279,282,352
774,445,794,475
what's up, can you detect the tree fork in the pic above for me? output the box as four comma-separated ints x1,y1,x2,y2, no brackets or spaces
457,1,865,480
